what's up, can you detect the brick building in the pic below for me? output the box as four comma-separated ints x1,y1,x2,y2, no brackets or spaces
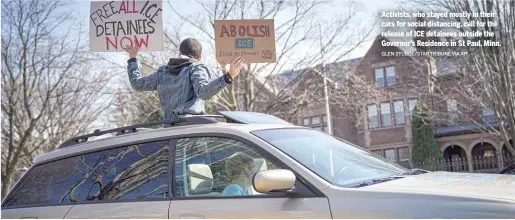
278,35,513,171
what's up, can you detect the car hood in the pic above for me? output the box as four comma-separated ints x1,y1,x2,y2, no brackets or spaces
364,171,515,201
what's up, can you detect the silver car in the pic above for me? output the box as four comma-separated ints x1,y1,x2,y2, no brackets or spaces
2,112,515,219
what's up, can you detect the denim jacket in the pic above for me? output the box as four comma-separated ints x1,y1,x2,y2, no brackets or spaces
127,57,230,120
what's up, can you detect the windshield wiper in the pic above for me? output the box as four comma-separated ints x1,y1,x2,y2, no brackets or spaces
352,176,404,188
399,168,429,176
352,169,429,188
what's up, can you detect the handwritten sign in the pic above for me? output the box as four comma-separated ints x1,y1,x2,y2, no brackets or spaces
214,19,276,63
89,0,164,52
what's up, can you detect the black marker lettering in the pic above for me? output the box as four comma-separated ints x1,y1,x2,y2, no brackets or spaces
140,0,149,15
116,21,126,36
90,13,99,26
109,1,118,14
142,19,148,34
96,25,104,37
150,8,162,23
147,21,155,34
102,2,112,18
137,19,143,34
145,4,157,21
95,9,105,22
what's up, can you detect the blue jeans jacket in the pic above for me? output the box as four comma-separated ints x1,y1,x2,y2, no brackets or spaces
127,57,229,120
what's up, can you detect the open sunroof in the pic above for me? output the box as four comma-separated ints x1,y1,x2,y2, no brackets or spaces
219,111,292,125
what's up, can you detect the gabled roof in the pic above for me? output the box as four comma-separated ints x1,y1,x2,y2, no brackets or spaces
272,57,362,90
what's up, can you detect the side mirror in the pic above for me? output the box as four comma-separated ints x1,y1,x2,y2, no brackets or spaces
253,169,296,194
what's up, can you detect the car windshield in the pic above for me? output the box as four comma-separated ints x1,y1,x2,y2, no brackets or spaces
252,128,408,187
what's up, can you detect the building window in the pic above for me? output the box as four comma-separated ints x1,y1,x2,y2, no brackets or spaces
393,100,405,125
371,150,383,157
384,149,396,162
447,99,458,123
367,104,378,129
322,125,328,132
311,116,321,125
380,102,392,127
374,68,385,87
408,99,418,118
322,115,328,123
303,117,310,126
385,66,396,86
375,66,396,87
482,107,495,123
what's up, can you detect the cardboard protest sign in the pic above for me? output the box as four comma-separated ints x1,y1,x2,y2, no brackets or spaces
214,19,276,63
89,0,164,52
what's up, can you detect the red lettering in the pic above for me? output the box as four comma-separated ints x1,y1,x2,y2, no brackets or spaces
265,25,270,37
120,36,133,48
238,25,246,36
126,0,132,13
259,26,266,37
252,25,259,37
247,26,254,37
132,0,138,13
229,25,236,37
106,36,118,50
119,0,127,14
134,34,149,49
220,25,229,37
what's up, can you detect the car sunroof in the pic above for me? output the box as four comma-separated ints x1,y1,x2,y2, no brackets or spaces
219,111,292,125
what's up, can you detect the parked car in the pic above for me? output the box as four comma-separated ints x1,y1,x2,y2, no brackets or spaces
500,164,515,175
2,112,515,219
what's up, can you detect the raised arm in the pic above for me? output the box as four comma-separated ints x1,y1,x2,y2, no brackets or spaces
124,45,159,91
190,57,245,100
127,58,159,91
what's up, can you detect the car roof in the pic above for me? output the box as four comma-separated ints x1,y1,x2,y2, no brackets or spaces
33,122,300,165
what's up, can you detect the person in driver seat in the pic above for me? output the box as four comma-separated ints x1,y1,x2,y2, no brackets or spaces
222,152,258,196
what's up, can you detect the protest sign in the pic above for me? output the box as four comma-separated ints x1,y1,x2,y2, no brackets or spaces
214,19,276,63
89,0,164,52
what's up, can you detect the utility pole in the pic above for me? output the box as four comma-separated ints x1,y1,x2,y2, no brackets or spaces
320,24,332,136
320,23,334,178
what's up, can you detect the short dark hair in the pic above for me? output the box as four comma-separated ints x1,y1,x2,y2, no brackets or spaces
179,38,202,59
225,152,254,180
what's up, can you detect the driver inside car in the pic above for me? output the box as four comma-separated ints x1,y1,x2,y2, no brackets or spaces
222,152,258,196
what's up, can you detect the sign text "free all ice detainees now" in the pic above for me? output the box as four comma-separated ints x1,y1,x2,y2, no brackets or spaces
89,0,164,52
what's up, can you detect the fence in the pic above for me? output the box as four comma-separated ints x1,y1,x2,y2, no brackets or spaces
409,155,515,173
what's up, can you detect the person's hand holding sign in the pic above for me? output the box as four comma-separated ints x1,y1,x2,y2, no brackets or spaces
226,56,245,81
124,45,139,59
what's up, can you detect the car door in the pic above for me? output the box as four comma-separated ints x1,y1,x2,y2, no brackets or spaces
168,136,331,219
63,140,171,218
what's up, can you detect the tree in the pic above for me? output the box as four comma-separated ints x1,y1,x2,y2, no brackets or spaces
1,0,114,197
411,104,444,166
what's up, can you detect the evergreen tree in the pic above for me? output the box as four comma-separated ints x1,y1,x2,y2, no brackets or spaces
411,104,444,167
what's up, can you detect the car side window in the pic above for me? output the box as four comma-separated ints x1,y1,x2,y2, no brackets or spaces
3,140,170,207
174,137,282,197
